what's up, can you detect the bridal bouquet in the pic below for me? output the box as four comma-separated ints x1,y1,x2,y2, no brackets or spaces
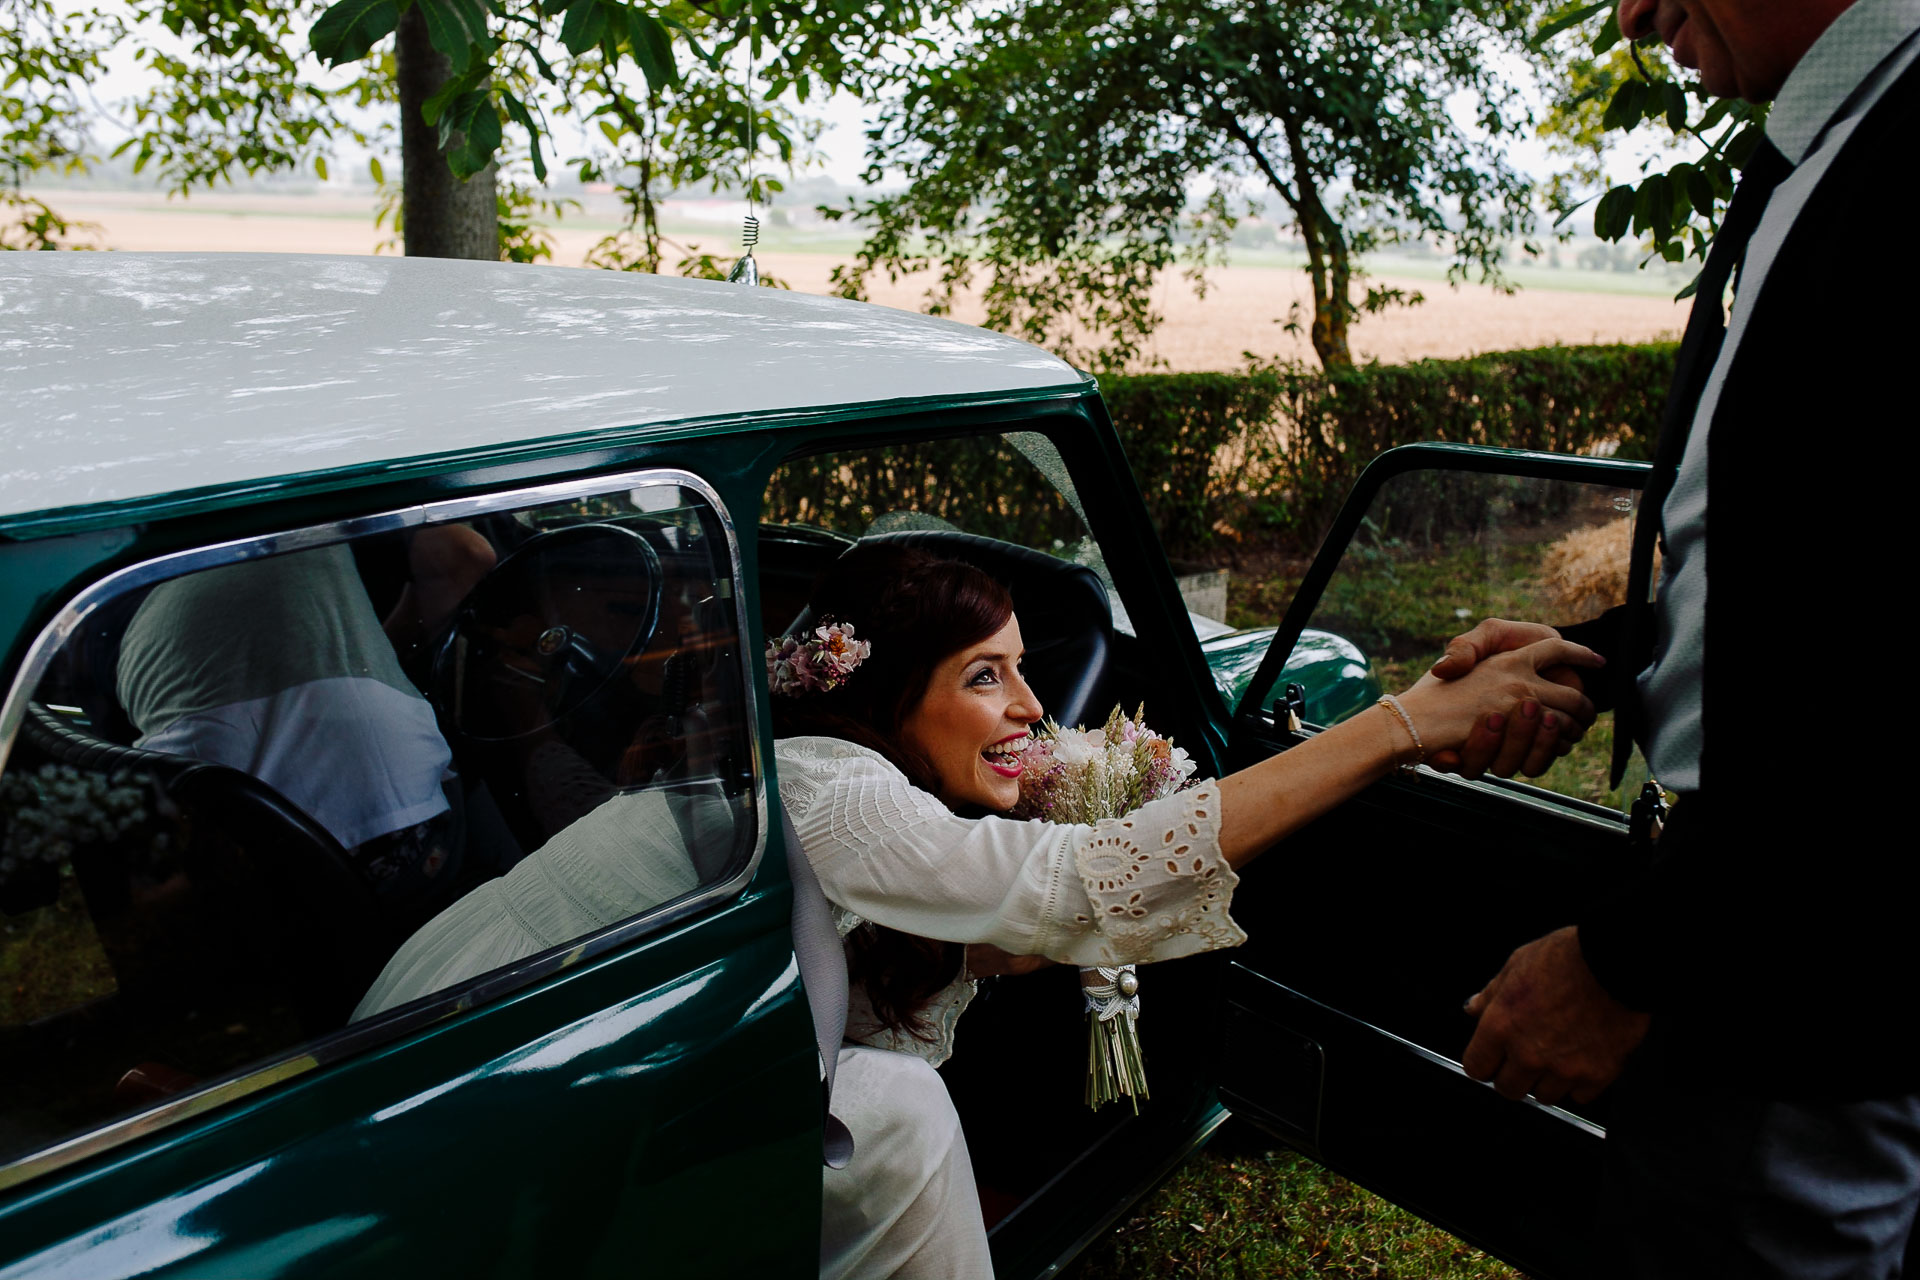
1010,706,1197,1112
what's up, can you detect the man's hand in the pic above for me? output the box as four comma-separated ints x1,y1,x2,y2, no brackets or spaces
1429,618,1567,681
1428,619,1591,779
1461,926,1649,1105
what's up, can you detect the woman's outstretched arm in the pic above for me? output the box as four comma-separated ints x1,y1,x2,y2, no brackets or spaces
1217,636,1602,869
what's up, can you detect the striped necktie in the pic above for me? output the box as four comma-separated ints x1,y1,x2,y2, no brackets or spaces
1610,137,1793,788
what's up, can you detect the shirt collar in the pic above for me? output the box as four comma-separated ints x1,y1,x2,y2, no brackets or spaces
1766,0,1920,163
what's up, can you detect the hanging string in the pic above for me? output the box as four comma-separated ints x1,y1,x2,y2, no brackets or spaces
725,0,760,284
741,0,759,250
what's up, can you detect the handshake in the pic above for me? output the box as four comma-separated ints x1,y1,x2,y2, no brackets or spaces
1418,617,1598,782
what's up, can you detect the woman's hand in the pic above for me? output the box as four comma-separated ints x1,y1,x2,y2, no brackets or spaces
1396,636,1602,759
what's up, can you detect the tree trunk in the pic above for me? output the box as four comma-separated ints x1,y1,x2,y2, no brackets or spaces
1286,161,1352,369
1315,218,1354,370
396,6,499,260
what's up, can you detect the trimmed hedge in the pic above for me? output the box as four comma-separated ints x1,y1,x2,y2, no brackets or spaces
1102,342,1677,556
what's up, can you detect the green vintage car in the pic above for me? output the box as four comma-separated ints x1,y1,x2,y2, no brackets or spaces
0,253,1652,1279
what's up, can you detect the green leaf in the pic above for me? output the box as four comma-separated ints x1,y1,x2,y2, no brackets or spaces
1662,81,1687,131
1594,184,1636,240
1632,174,1672,238
369,156,385,185
1685,167,1714,219
1675,268,1703,301
1531,1,1607,49
558,0,607,56
423,66,486,127
624,7,677,88
417,0,492,74
1697,96,1736,132
1666,162,1694,217
1590,10,1621,53
1724,123,1762,168
1602,79,1648,131
310,0,401,66
446,97,502,180
1712,158,1743,200
314,154,329,181
500,90,546,182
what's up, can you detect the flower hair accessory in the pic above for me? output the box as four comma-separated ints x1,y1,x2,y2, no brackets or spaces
765,619,872,697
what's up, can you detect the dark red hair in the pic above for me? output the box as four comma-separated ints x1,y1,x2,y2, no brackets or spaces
774,542,1014,1036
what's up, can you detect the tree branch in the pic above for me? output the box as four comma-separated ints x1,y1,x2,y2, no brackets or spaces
1216,109,1299,213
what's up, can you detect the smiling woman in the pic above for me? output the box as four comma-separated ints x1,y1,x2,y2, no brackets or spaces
899,622,1044,814
765,539,1602,1279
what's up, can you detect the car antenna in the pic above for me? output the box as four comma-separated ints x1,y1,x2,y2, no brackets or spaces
724,0,760,286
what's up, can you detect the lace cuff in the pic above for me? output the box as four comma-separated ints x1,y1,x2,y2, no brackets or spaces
1061,782,1246,965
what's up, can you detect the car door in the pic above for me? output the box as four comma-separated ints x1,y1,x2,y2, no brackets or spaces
0,468,821,1278
1209,443,1654,1280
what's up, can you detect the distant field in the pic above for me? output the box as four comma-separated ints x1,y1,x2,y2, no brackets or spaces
30,188,1687,370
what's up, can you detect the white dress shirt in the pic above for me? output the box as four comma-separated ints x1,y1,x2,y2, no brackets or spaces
1640,0,1920,789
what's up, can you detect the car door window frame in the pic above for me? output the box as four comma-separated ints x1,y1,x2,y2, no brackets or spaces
0,465,767,1194
1234,442,1653,824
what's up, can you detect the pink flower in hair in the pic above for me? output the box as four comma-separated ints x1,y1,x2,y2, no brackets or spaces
766,620,871,696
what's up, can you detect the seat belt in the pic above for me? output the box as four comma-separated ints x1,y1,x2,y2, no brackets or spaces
782,807,855,1169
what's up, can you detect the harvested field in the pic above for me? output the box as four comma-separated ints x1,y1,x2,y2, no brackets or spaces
34,189,1687,370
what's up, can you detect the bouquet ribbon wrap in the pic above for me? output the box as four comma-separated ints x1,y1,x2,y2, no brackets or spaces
1080,964,1148,1113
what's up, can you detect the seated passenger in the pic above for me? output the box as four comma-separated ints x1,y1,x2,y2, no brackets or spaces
351,781,731,1019
117,544,459,906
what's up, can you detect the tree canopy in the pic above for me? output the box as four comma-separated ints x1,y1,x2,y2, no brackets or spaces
1532,0,1768,296
3,0,946,260
825,0,1543,370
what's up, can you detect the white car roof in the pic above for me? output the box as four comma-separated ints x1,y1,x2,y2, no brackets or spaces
0,253,1087,522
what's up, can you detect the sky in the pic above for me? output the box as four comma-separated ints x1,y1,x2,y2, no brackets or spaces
69,11,1698,228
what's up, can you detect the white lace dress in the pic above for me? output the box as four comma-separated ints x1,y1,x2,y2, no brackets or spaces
776,735,1247,1280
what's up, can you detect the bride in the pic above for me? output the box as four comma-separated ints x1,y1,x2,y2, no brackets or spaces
772,542,1599,1279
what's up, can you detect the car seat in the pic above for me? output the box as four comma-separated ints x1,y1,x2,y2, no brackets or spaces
857,530,1116,730
19,703,390,1033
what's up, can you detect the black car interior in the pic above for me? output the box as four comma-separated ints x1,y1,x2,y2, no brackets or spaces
0,496,756,1167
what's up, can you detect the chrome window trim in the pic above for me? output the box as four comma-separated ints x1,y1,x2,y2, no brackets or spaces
1278,724,1630,836
0,465,769,1194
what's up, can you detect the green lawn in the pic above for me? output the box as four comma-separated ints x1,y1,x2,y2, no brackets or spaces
1064,1121,1525,1279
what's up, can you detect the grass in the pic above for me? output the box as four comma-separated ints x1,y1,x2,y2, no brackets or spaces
0,871,117,1025
1064,1121,1524,1280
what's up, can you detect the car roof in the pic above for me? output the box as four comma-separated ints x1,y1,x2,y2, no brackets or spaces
0,253,1088,524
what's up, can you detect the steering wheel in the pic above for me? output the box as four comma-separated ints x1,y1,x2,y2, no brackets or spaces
432,523,663,743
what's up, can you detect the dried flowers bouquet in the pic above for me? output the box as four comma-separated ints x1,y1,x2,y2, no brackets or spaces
1010,705,1197,1111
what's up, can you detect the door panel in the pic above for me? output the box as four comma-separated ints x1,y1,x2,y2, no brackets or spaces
0,921,819,1279
0,470,822,1276
1221,445,1652,1280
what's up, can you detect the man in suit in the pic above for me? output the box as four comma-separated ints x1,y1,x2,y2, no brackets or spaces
1429,0,1920,1273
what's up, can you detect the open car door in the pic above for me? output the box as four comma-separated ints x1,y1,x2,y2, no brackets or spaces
1212,443,1655,1280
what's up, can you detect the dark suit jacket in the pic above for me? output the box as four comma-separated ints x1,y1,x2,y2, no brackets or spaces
1562,53,1920,1099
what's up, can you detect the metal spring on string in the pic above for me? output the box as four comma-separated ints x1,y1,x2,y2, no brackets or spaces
741,214,760,249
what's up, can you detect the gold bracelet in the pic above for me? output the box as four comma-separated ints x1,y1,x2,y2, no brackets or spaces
1377,694,1425,774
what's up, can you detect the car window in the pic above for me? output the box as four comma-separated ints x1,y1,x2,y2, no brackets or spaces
1280,467,1653,809
763,429,1232,642
0,474,757,1175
